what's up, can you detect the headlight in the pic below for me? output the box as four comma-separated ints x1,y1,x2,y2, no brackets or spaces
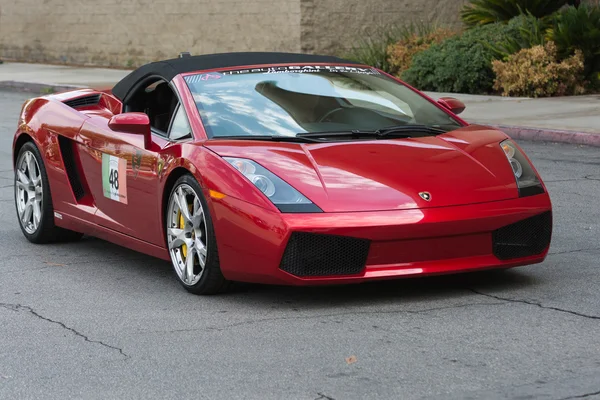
224,157,322,213
500,140,544,197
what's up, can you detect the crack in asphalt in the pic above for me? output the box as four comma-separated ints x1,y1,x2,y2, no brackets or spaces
468,289,600,321
538,158,600,166
545,178,594,183
315,393,335,400
0,302,129,359
0,257,154,274
545,175,600,183
559,390,600,400
136,301,506,335
549,247,600,255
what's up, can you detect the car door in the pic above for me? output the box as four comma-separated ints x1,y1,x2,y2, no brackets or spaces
78,78,193,246
78,117,163,245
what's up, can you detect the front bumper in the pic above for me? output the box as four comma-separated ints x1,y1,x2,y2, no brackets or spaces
211,193,552,285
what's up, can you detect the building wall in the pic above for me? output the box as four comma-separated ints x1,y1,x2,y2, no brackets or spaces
300,0,466,54
0,0,302,66
0,0,465,67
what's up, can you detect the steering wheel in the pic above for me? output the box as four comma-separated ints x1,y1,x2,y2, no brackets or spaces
318,107,346,123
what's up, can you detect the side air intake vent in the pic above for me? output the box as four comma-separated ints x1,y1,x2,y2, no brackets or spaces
57,136,86,200
493,211,552,260
279,232,370,277
63,94,101,109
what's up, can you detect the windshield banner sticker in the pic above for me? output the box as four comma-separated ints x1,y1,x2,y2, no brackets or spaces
185,66,380,84
198,73,222,81
220,66,380,75
102,154,128,204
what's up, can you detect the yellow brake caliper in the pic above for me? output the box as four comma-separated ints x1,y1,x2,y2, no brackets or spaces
178,203,194,259
179,211,187,258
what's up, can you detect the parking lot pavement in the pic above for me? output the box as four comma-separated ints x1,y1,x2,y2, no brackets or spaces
426,92,600,135
0,90,599,400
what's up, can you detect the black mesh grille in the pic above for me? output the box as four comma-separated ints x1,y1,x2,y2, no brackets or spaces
493,211,552,260
279,232,370,277
63,94,101,109
57,136,86,200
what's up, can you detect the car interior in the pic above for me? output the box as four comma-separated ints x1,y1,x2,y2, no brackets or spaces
124,79,180,134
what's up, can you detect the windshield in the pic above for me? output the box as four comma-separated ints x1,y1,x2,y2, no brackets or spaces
184,66,462,138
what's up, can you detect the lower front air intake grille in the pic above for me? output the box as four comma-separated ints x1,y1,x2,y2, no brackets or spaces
493,211,552,260
279,232,370,277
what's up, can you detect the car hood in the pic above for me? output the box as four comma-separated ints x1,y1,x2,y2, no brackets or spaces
203,125,519,213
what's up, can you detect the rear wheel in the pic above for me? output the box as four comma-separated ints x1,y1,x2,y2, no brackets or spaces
166,175,230,294
14,141,83,243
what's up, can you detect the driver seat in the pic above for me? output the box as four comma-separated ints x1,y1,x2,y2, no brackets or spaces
150,82,178,132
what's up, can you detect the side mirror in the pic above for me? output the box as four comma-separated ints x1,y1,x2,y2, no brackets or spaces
108,112,151,148
437,97,466,115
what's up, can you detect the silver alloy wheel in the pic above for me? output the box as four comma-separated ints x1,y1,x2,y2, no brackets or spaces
16,150,43,234
166,184,208,286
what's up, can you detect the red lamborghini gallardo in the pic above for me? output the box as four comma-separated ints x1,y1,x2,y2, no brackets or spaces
13,52,552,294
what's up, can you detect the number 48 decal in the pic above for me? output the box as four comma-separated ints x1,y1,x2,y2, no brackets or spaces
102,154,127,204
108,169,119,190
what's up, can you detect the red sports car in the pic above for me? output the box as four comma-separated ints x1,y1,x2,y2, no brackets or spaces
13,52,552,294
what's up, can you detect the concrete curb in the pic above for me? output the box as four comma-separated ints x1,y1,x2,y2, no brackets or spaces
492,125,600,148
0,80,86,94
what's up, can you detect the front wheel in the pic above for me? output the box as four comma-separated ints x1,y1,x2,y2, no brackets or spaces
165,175,230,294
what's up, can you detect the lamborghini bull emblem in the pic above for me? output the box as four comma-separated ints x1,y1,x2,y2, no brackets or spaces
419,192,431,201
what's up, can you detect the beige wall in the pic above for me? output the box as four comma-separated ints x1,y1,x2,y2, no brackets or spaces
0,0,465,67
300,0,465,54
0,0,301,66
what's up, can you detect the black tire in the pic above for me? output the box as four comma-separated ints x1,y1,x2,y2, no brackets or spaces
166,174,231,295
14,141,83,243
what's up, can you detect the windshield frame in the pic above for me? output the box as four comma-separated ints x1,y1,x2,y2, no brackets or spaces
179,63,468,141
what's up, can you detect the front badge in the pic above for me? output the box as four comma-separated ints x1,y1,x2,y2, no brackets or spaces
419,192,431,201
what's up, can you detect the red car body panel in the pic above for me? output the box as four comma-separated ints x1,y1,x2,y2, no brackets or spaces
203,127,519,213
210,193,551,284
12,61,553,287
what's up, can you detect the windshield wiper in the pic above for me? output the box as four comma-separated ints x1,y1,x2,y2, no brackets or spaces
297,124,447,139
296,130,401,139
213,135,323,143
375,124,447,135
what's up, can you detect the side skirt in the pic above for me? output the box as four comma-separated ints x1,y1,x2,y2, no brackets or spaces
55,211,170,261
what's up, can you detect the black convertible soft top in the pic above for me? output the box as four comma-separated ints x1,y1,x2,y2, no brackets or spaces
111,52,359,101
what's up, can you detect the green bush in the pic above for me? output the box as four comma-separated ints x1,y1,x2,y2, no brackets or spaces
461,0,574,27
490,13,548,59
401,22,522,93
547,4,600,83
343,22,439,73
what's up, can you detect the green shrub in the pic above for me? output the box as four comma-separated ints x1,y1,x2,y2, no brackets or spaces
490,13,548,59
461,0,574,27
401,22,522,93
387,28,458,76
547,4,600,83
492,41,586,97
343,22,439,73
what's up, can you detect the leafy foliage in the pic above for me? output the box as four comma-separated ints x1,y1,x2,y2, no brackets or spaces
401,22,522,93
343,21,441,73
492,41,586,97
461,0,573,27
489,13,548,59
547,4,600,82
387,28,457,76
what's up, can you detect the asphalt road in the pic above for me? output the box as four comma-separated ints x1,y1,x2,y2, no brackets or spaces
1,90,599,400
